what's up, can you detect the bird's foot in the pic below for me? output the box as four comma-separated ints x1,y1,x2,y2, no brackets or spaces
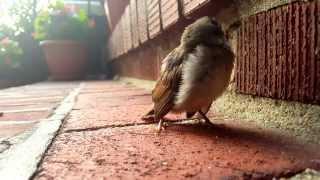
156,119,167,133
198,111,216,128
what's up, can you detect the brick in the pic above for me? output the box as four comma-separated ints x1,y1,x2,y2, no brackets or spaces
161,0,179,29
137,0,149,43
147,0,161,39
183,0,209,15
0,110,50,122
0,123,37,139
36,121,320,179
130,0,139,48
235,1,319,104
123,6,133,52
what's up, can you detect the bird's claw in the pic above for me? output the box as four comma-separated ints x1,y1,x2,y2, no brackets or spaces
156,120,167,133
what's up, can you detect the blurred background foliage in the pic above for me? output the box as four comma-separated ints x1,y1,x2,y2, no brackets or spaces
0,0,109,86
34,0,90,41
0,0,48,84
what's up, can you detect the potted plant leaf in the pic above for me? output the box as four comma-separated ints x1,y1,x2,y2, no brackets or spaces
34,0,90,80
0,37,24,88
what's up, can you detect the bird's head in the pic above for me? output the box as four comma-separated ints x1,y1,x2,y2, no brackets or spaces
181,16,226,49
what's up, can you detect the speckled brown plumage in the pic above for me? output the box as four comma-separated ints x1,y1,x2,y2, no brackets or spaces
142,17,235,131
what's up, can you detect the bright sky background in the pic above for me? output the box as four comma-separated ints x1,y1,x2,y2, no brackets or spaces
0,0,57,24
0,0,104,27
0,0,17,28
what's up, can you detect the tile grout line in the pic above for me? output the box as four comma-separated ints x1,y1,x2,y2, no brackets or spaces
0,83,84,180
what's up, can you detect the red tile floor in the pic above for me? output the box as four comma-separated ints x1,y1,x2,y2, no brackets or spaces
1,81,319,179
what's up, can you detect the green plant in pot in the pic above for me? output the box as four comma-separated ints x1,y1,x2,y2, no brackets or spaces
34,0,90,80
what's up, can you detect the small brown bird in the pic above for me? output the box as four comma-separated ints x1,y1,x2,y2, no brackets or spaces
142,16,235,131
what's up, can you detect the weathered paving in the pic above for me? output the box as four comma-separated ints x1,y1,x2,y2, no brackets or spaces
32,81,320,180
0,82,80,179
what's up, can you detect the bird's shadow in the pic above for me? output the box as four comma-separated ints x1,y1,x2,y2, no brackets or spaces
162,120,320,157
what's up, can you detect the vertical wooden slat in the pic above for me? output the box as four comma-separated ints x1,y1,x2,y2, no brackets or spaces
287,3,293,100
248,19,252,94
237,26,243,92
307,1,316,103
257,12,266,96
240,21,245,93
236,28,241,92
271,9,277,98
253,15,258,96
281,5,288,100
244,19,249,94
248,17,253,94
293,3,300,101
266,10,272,97
316,1,320,103
240,23,245,93
276,7,283,99
300,2,308,102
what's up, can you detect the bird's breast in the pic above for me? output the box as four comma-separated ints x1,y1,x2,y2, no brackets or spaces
173,46,233,112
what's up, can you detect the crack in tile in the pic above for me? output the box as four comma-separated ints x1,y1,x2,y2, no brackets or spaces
63,118,200,133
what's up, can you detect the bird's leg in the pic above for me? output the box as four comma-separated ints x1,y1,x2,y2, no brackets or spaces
198,110,215,127
157,118,166,132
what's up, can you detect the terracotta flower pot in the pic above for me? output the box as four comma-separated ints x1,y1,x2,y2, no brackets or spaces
40,40,88,81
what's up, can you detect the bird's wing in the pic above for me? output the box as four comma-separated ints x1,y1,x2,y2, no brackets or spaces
152,48,184,119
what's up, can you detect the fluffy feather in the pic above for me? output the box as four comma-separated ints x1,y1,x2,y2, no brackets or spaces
142,16,235,131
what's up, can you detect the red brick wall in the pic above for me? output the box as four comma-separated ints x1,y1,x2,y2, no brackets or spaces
107,0,219,60
236,1,320,104
108,0,319,105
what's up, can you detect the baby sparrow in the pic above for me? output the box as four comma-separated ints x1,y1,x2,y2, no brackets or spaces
143,16,235,131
